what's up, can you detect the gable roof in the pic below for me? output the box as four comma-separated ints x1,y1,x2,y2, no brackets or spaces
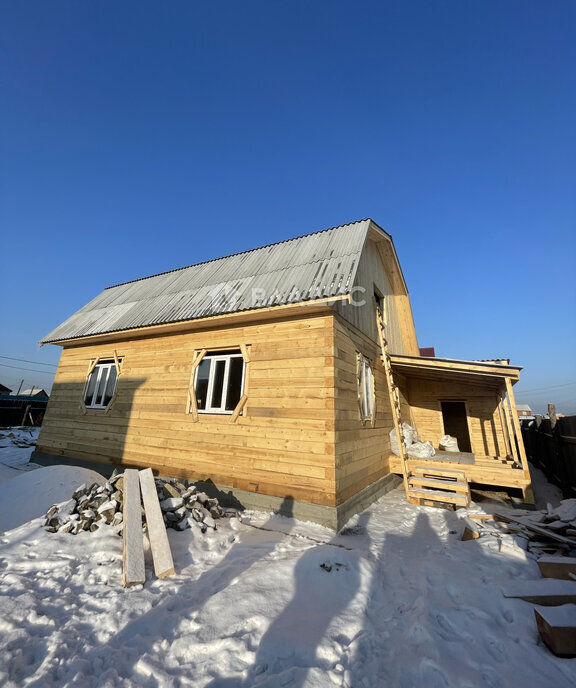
41,219,383,345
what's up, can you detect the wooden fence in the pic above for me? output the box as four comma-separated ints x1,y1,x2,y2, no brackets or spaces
0,395,49,427
521,415,576,498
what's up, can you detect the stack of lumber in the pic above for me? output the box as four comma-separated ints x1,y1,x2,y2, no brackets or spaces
476,498,576,657
493,499,576,555
460,498,576,555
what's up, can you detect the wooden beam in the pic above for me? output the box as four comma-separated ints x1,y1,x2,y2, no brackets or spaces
504,377,533,495
139,468,174,579
494,513,576,547
502,580,576,606
230,394,248,423
535,607,576,656
122,469,145,587
186,348,207,421
496,393,512,458
537,555,576,581
500,388,520,465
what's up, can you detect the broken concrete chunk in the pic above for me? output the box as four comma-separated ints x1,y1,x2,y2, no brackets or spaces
163,483,182,499
160,497,184,512
72,484,87,500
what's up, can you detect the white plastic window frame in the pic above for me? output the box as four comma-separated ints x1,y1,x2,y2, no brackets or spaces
194,351,246,415
358,355,375,422
84,359,121,410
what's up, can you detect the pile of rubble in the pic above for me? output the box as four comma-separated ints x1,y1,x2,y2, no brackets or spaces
44,470,239,535
462,498,576,556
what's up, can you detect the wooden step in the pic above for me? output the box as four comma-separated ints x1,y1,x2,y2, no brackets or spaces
411,466,467,481
407,488,469,505
408,476,470,493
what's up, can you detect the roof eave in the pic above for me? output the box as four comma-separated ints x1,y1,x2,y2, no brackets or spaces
40,293,351,347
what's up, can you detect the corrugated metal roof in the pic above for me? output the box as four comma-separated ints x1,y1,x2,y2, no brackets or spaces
41,219,372,344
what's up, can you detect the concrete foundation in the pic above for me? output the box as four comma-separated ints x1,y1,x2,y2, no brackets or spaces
30,450,403,530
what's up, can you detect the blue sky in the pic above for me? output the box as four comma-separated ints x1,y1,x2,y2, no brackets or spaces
1,1,575,413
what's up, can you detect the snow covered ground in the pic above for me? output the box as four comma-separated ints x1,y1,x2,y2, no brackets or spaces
0,432,575,687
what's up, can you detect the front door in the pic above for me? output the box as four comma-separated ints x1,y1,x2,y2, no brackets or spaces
440,401,472,453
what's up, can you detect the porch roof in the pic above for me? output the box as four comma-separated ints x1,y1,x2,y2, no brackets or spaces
390,354,522,388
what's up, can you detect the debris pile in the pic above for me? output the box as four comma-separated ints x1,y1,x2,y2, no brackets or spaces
461,498,576,557
44,471,238,535
0,428,37,449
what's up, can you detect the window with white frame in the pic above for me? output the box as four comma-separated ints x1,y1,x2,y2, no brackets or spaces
84,359,121,409
194,350,245,414
358,355,374,422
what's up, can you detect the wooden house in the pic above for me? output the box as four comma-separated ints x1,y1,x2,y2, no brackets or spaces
34,219,532,529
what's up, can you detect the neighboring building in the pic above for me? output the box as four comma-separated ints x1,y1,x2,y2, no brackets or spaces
516,404,534,420
0,383,12,395
20,389,50,399
34,219,532,528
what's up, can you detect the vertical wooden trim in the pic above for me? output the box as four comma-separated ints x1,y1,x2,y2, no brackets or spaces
186,348,207,421
496,393,512,458
240,343,251,363
113,350,121,376
505,377,531,483
356,352,366,426
501,387,520,465
370,360,376,428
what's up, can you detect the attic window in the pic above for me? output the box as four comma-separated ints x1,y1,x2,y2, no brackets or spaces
84,358,121,409
194,351,245,414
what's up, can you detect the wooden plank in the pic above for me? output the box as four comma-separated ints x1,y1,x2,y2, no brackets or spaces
139,468,174,579
122,469,145,587
534,606,576,656
502,581,576,606
409,476,469,493
407,488,469,505
494,513,576,547
537,555,576,581
412,467,466,480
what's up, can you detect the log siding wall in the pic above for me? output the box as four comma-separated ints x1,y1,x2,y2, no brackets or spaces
38,313,338,506
406,377,506,457
333,316,394,504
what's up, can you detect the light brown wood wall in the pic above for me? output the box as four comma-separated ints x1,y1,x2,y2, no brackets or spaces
38,314,338,506
333,316,394,505
333,239,417,354
405,377,505,457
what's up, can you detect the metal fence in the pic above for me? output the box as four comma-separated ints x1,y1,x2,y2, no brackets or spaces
521,415,576,498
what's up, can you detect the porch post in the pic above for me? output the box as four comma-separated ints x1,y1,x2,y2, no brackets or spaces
501,386,520,465
496,392,512,458
504,377,533,501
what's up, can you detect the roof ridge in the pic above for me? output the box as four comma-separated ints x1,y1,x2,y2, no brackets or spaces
105,218,372,290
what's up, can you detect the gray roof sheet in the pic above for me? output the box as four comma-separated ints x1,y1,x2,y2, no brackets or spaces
41,219,372,344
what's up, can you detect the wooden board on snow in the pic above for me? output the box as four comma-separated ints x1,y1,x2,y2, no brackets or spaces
122,469,145,587
535,605,576,656
139,468,175,579
502,580,576,606
537,555,576,581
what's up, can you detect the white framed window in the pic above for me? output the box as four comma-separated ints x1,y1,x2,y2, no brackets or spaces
84,359,121,409
358,355,374,422
194,350,245,414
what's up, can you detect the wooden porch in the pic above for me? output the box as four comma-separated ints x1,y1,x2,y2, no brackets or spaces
387,354,534,503
388,452,532,497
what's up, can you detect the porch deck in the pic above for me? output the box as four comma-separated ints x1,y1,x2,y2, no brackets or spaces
389,451,532,496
